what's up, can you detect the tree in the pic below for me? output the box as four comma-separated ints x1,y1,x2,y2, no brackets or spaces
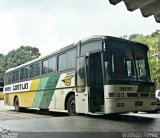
0,46,41,81
129,34,147,44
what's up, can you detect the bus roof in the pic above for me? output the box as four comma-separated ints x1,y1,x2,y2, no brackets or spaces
6,35,148,73
6,43,76,73
79,35,147,48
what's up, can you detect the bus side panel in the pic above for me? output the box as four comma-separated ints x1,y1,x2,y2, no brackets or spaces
4,93,14,106
5,79,40,108
31,77,49,108
27,79,40,107
39,74,60,109
51,88,75,110
0,93,4,100
5,92,29,107
16,92,35,108
49,72,75,110
19,79,40,108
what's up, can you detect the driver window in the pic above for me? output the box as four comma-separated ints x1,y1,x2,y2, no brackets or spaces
76,57,86,92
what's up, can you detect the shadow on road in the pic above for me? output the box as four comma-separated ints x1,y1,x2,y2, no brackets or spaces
7,107,157,124
85,113,155,124
9,109,69,117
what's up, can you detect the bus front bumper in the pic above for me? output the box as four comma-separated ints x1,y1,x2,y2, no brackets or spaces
104,98,156,114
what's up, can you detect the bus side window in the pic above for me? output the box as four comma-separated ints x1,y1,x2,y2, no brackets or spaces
58,53,66,71
20,68,24,80
42,60,49,74
76,57,86,92
8,73,12,84
30,64,35,77
66,49,76,69
48,57,57,73
5,74,8,85
34,62,41,76
24,67,29,79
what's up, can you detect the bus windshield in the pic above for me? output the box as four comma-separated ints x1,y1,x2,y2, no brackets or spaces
103,41,151,83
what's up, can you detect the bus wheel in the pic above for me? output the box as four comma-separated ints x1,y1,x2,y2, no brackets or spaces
14,97,21,112
67,95,77,116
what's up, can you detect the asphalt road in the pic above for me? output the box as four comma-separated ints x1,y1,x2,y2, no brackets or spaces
0,100,160,138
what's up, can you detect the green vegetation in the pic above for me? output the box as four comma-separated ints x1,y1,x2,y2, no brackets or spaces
122,29,160,82
0,46,40,81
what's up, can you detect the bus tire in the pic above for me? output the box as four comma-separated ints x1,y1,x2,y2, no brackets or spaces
14,97,21,112
67,95,77,116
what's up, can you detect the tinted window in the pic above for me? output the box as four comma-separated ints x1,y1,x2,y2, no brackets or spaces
6,72,13,84
66,49,76,69
34,62,41,76
20,68,25,80
48,57,57,73
12,72,15,82
24,67,29,79
76,57,86,92
81,41,102,54
8,73,12,84
12,70,19,82
42,60,48,74
30,65,34,77
20,66,29,80
5,74,8,84
58,53,66,71
15,70,19,82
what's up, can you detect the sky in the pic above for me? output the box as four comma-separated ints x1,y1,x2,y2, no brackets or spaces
0,0,159,56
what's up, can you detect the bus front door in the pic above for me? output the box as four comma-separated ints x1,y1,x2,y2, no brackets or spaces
76,53,104,114
88,53,104,112
76,56,89,114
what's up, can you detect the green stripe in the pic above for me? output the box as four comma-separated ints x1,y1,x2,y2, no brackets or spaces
32,77,49,108
39,74,60,109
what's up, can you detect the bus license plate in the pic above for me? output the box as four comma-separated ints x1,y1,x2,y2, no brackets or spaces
135,101,143,106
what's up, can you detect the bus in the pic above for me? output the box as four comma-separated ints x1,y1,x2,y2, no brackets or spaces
4,35,156,115
0,81,4,100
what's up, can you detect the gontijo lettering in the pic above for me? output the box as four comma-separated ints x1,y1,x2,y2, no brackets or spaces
5,87,11,91
13,83,28,91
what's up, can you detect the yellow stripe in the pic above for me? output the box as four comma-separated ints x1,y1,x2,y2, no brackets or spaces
5,79,40,108
30,79,40,91
20,79,40,107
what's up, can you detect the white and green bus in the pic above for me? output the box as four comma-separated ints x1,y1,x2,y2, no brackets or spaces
4,35,156,115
